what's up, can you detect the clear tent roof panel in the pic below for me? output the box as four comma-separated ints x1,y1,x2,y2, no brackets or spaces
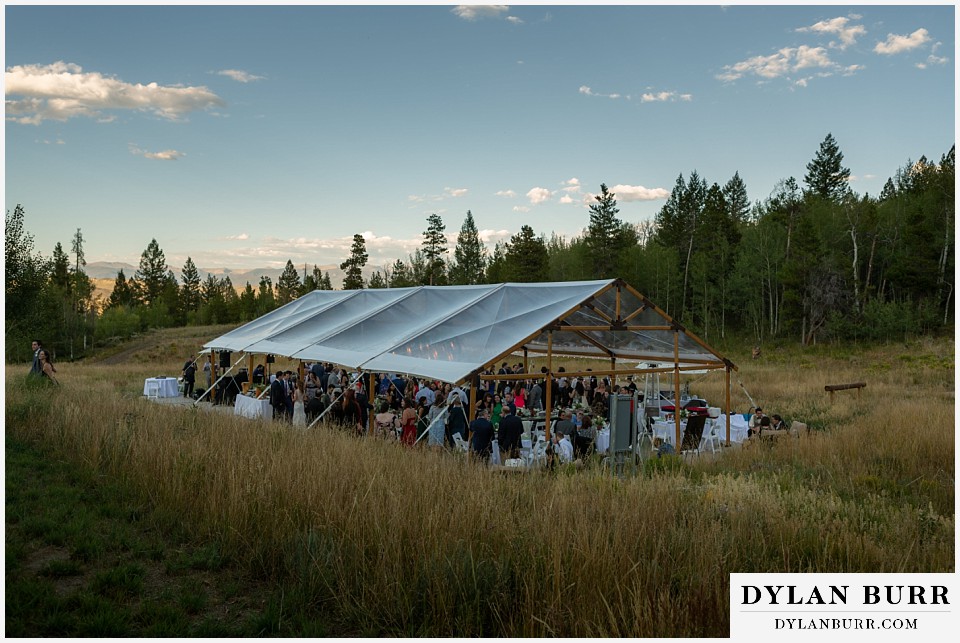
241,287,419,357
203,290,357,352
362,281,611,382
291,283,505,367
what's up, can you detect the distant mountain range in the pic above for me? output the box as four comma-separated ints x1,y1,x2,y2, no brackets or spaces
85,261,387,293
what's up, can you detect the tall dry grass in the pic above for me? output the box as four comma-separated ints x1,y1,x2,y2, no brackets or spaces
5,338,954,636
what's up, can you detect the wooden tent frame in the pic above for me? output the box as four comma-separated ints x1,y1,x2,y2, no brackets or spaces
467,279,737,447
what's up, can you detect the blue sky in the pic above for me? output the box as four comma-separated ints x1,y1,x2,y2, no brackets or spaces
4,3,955,273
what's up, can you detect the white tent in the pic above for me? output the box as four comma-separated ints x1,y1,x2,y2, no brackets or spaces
203,279,739,445
203,279,733,384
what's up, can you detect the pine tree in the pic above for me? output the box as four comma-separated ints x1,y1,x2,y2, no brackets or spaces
276,259,302,304
179,257,202,316
485,242,509,283
505,225,549,282
722,172,751,224
319,271,333,290
804,133,851,202
340,234,368,290
422,213,448,285
133,238,169,305
107,269,134,309
389,259,414,287
450,210,486,285
368,271,387,289
257,276,276,313
51,242,71,291
584,184,632,278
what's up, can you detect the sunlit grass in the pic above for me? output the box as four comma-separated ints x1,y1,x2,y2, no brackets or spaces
5,332,954,636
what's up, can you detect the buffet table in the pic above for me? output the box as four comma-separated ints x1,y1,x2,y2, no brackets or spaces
143,377,180,398
234,395,272,419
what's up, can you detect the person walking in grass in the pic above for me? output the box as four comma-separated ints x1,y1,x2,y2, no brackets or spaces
38,349,59,386
29,339,43,377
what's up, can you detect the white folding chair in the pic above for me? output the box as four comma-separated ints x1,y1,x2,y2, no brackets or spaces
700,421,722,454
146,380,161,399
452,432,469,453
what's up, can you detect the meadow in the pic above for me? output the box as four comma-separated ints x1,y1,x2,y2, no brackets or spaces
5,328,955,636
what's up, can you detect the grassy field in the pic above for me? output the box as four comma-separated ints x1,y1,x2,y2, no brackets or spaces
5,327,955,636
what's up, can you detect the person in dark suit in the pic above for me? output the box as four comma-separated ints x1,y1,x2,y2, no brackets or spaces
270,371,288,421
469,406,495,461
29,339,43,376
497,404,524,459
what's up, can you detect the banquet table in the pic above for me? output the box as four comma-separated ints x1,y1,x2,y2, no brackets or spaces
143,377,180,398
234,395,273,419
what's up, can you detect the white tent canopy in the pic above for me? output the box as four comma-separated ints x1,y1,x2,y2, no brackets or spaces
203,279,733,384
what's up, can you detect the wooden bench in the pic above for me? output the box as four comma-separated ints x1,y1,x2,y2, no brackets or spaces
825,381,866,402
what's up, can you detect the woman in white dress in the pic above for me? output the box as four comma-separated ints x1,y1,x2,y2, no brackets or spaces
292,381,307,428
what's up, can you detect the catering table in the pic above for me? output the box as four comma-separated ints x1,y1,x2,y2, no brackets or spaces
234,395,273,419
143,377,180,398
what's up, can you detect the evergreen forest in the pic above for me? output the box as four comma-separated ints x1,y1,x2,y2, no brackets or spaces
6,134,954,362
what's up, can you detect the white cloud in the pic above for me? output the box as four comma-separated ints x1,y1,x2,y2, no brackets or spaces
796,16,866,49
916,54,949,69
559,194,575,204
513,206,530,213
716,45,853,84
874,28,931,55
478,228,511,243
607,184,670,202
445,187,469,198
129,144,185,161
495,189,517,198
506,16,523,25
640,91,692,103
5,61,225,125
579,85,621,99
215,69,265,83
226,233,249,241
452,5,509,21
526,187,553,204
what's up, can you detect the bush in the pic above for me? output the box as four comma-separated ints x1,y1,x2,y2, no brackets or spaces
95,307,141,343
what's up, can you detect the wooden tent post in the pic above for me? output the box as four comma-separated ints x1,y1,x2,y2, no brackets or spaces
674,330,682,448
247,354,254,393
725,365,732,446
368,372,376,435
544,330,553,443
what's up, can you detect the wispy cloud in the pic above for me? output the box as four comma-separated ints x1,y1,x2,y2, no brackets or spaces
5,61,225,125
640,91,692,103
452,5,509,21
512,205,530,213
579,85,621,99
796,16,865,49
495,189,517,198
408,187,469,204
874,28,931,55
717,45,850,83
129,144,185,161
225,233,249,241
526,187,553,205
215,69,265,83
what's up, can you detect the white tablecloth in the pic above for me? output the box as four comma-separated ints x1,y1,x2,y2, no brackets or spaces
143,377,179,398
595,429,610,454
714,415,750,443
653,421,683,445
234,395,272,419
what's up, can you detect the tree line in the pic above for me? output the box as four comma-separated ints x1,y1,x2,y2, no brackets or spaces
5,134,953,362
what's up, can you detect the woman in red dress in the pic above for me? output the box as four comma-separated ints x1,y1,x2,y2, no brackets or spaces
400,396,418,446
